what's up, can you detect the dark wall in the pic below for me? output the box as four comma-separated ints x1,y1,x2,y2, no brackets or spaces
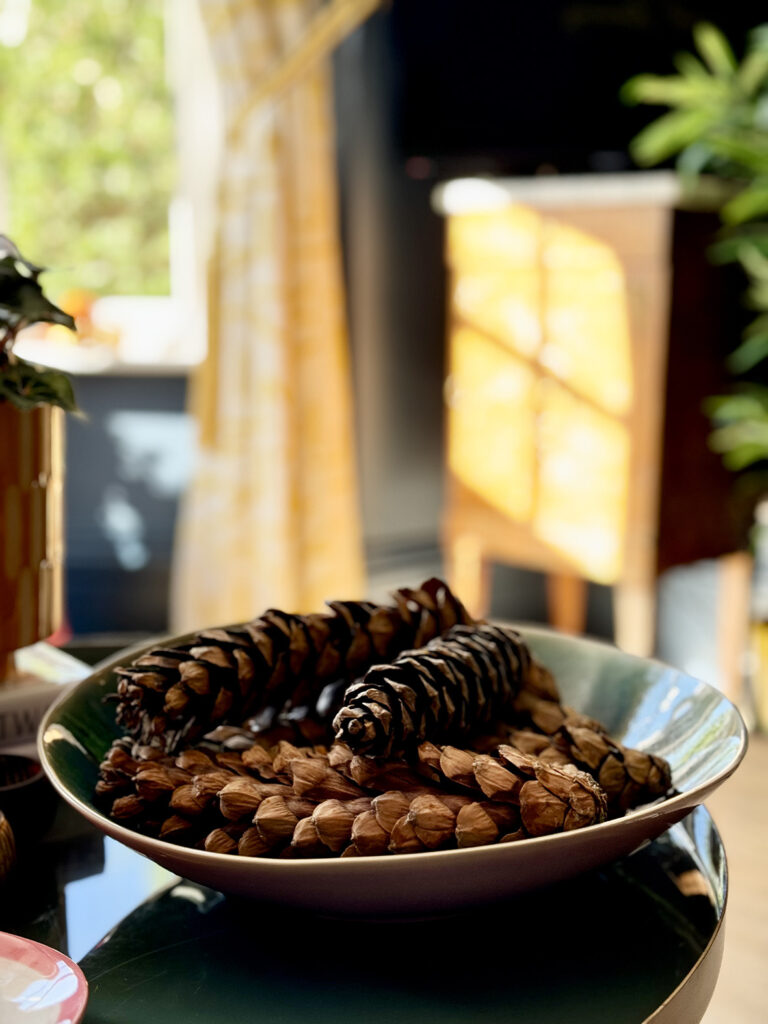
334,14,448,559
390,1,762,176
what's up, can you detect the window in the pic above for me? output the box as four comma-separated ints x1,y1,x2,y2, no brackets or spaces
0,0,198,369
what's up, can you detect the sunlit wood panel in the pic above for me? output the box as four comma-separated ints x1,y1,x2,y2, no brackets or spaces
447,325,537,523
542,220,633,416
446,203,635,584
448,207,542,360
448,206,540,267
452,271,542,359
535,379,629,582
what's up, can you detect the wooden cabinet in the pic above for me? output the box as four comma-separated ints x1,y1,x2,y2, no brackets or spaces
434,172,752,695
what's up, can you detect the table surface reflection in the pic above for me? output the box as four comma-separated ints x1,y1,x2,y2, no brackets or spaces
0,795,726,1024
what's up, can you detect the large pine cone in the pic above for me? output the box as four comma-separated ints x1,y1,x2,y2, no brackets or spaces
331,623,557,757
110,578,473,754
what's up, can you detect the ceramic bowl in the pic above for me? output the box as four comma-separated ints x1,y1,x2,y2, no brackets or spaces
38,626,748,917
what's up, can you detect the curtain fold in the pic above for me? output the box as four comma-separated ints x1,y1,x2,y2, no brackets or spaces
171,0,372,631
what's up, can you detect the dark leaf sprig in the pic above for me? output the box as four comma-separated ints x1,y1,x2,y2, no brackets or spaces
0,355,78,413
0,235,78,413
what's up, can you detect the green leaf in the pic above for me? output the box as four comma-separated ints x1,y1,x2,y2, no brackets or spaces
705,132,768,176
745,313,768,337
721,179,768,224
677,141,716,177
707,386,768,467
706,390,768,421
747,24,768,55
721,441,768,471
0,236,43,279
694,22,738,78
708,228,768,265
0,356,79,413
629,108,718,166
0,259,76,336
746,278,768,309
737,49,768,95
673,51,710,80
726,331,768,373
620,73,726,108
737,242,768,279
35,367,78,412
0,378,39,410
0,237,76,357
709,422,768,468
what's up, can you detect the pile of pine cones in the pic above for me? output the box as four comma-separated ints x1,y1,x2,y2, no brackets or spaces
95,578,672,858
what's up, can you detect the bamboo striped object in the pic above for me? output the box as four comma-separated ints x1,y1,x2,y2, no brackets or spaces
0,811,15,879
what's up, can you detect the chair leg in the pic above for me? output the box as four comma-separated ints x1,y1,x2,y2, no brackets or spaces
445,535,492,619
546,573,588,635
716,551,752,704
613,578,656,657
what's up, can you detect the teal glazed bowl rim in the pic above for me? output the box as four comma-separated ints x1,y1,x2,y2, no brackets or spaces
37,625,748,916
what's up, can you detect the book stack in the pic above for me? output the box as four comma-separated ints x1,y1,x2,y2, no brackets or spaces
0,644,91,757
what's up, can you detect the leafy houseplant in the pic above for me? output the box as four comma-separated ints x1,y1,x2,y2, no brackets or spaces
0,235,77,411
622,21,768,472
0,236,77,676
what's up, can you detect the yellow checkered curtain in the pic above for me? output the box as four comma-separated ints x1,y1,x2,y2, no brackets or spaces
172,0,376,630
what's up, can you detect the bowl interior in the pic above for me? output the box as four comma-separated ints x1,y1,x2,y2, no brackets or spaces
41,624,747,818
521,626,746,798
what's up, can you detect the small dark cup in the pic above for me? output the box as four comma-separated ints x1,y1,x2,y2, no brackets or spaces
0,754,58,848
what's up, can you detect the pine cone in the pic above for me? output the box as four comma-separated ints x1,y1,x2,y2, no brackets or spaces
101,732,608,856
549,722,672,814
286,790,531,858
328,740,607,840
423,742,608,834
110,578,473,754
308,754,605,857
502,698,673,814
331,623,554,757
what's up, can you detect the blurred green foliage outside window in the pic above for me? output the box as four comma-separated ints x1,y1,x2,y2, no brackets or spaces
0,0,175,301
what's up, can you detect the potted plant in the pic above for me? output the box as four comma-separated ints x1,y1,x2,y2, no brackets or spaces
622,20,768,471
0,235,76,679
623,23,768,725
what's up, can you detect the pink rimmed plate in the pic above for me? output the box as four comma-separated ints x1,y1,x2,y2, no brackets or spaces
0,931,88,1023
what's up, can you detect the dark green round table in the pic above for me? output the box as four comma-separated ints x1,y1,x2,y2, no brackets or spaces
0,796,726,1024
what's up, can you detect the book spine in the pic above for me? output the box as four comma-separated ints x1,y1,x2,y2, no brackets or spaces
0,684,66,757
